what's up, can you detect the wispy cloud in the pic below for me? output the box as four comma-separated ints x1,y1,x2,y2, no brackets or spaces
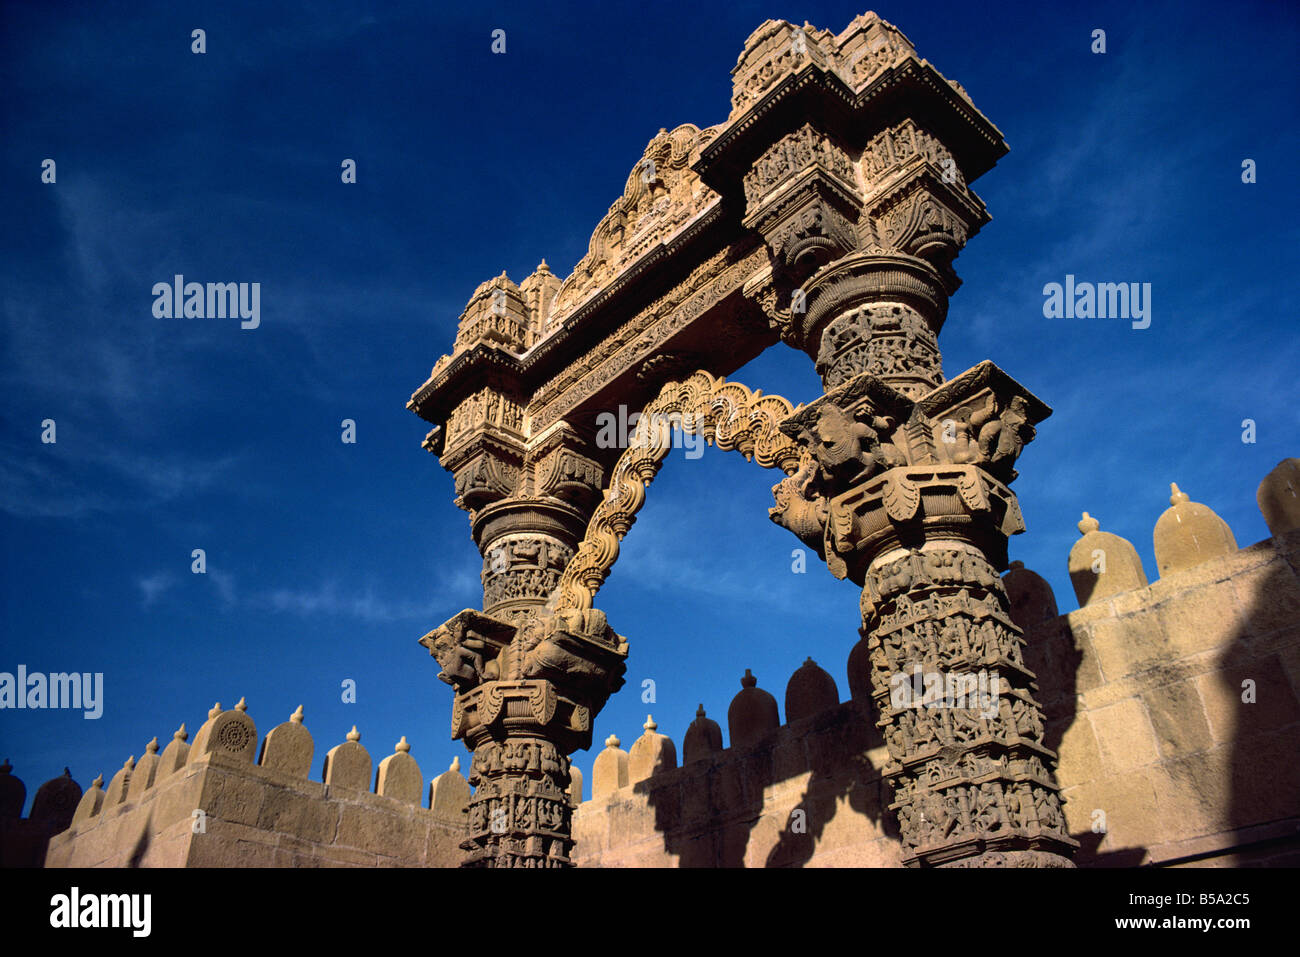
136,571,175,608
0,436,246,519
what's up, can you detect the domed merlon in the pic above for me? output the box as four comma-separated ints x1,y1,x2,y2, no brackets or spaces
1257,458,1300,539
591,734,629,799
846,639,872,702
1068,512,1148,606
30,769,82,832
0,759,26,819
728,669,781,749
628,714,678,784
683,704,724,763
785,658,840,721
1153,483,1237,578
1002,560,1058,628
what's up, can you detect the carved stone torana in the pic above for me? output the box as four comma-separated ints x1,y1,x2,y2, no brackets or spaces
410,12,1067,867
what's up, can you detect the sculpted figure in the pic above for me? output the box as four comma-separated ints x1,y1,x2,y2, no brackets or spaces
969,394,1035,480
801,403,904,486
421,624,499,690
768,453,829,550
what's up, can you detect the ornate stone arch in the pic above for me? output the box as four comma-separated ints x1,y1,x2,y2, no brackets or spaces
552,370,804,613
408,12,1074,869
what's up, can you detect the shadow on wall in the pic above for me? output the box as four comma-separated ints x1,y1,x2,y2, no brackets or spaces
582,661,896,868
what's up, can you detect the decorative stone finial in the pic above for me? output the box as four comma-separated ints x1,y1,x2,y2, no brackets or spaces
173,723,188,742
605,733,621,749
208,702,222,719
643,714,657,733
396,736,411,753
91,773,103,789
696,703,706,718
234,696,248,712
62,768,71,778
290,705,304,724
1169,482,1189,506
124,756,135,770
741,668,757,688
1077,512,1100,535
449,756,460,773
1009,559,1024,569
346,726,361,743
145,737,159,754
0,759,10,774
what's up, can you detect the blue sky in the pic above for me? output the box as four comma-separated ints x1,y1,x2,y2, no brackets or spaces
1,0,1297,808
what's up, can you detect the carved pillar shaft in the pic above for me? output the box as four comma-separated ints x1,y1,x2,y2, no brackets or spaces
801,256,948,398
771,359,1076,866
459,692,576,868
855,482,1078,866
480,534,572,620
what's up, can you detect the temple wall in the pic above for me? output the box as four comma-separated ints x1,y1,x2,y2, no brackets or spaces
36,707,471,868
45,751,467,868
1027,529,1300,868
572,701,902,868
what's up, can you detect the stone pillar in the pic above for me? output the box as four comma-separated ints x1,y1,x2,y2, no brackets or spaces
715,14,1078,868
410,266,623,867
769,365,1077,868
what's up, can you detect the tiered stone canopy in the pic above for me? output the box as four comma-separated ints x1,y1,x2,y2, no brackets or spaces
409,12,1075,867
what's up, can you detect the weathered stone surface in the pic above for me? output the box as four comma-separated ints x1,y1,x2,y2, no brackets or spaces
192,700,259,765
428,756,471,821
375,737,423,805
103,756,135,808
846,638,872,702
0,759,25,819
157,724,190,778
126,737,160,800
568,764,584,806
682,704,724,764
1257,458,1300,538
30,769,81,833
627,715,677,784
1003,560,1058,628
591,734,629,799
69,773,105,828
